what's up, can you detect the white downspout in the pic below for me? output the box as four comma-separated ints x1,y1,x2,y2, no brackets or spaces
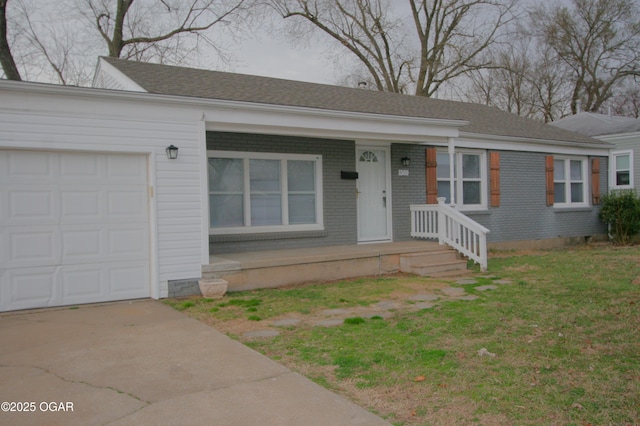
448,137,456,206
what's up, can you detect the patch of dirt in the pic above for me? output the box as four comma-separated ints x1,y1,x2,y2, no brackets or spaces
502,264,541,273
207,290,505,424
210,281,462,338
388,280,451,299
202,316,275,336
199,278,511,423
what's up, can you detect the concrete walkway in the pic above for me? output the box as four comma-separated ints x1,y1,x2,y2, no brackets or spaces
0,301,390,426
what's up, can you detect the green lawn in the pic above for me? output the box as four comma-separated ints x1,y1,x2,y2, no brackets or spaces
165,245,640,425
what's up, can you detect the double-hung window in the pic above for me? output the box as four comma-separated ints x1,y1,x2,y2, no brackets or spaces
553,157,588,207
610,151,633,189
436,150,486,210
208,151,323,234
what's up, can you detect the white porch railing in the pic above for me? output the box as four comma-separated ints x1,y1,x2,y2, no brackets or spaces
410,197,490,271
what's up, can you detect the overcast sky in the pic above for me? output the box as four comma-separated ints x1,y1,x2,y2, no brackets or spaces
231,34,335,84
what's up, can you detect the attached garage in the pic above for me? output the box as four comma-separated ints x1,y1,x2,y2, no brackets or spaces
0,150,151,312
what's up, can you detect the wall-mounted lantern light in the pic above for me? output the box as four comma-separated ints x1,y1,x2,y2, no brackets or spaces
401,156,410,167
166,145,179,160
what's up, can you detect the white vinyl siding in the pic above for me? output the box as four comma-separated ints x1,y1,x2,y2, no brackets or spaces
0,90,205,301
208,151,323,234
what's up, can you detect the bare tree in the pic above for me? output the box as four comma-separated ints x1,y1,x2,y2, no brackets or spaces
409,0,516,97
609,79,640,118
270,0,517,96
471,45,539,118
81,0,250,61
13,0,89,84
528,44,572,122
269,0,412,93
532,0,640,115
5,0,255,84
463,33,571,123
0,0,21,80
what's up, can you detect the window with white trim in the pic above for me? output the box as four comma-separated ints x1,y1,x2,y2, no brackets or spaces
553,157,588,207
610,150,633,189
208,151,323,234
436,150,487,209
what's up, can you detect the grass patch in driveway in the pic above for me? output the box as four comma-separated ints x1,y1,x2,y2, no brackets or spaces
165,245,640,425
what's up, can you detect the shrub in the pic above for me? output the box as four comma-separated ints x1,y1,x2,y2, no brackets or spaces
599,190,640,245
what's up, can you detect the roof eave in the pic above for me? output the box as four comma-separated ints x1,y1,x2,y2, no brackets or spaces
458,131,613,155
0,80,468,141
595,131,640,141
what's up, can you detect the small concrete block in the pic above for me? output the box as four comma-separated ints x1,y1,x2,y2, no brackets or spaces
243,330,280,339
272,318,302,327
456,278,478,285
494,279,513,285
374,300,397,309
412,302,434,310
321,309,350,316
408,294,439,302
198,279,228,299
475,285,498,292
168,279,201,298
314,319,344,327
457,295,479,301
441,287,466,296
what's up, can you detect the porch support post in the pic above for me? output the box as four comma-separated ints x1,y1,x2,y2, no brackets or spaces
437,197,446,245
448,138,456,206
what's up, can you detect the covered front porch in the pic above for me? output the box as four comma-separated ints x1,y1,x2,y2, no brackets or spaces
202,241,468,292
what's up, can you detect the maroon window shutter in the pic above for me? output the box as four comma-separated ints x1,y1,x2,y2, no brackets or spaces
591,158,601,205
490,152,500,207
546,155,554,206
426,147,438,204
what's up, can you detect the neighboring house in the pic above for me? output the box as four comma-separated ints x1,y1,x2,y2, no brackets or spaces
552,112,640,191
0,57,612,312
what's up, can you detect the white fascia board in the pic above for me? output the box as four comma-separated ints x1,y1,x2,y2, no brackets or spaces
456,132,612,156
204,104,464,142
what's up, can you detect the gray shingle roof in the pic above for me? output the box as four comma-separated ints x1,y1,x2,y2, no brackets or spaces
551,112,640,137
102,57,605,147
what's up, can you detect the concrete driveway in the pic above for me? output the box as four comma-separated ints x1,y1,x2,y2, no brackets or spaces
0,300,390,426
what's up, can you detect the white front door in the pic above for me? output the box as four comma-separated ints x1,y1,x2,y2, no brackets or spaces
356,147,391,242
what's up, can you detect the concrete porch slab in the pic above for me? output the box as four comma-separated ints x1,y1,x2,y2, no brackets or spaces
203,241,452,292
206,240,442,271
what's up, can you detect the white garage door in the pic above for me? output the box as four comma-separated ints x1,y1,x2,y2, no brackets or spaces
0,150,150,312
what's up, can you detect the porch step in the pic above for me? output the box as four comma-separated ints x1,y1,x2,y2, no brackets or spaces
400,249,468,277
